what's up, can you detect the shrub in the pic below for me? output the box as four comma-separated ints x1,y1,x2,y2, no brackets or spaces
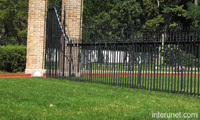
162,45,199,66
0,45,26,72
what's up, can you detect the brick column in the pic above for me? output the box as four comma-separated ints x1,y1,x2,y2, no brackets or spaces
25,0,47,76
62,0,83,77
63,0,83,39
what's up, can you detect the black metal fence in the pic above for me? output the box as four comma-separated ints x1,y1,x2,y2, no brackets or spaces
46,7,200,97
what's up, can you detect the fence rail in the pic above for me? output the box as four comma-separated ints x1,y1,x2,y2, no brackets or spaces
45,7,200,97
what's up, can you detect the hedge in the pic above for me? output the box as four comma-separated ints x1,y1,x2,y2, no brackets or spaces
0,45,26,72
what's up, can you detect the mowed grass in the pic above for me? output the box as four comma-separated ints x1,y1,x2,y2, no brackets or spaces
0,77,199,120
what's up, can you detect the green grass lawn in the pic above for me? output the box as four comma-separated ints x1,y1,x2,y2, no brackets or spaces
0,77,199,120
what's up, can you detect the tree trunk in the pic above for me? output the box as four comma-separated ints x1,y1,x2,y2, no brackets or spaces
195,0,198,6
156,0,160,7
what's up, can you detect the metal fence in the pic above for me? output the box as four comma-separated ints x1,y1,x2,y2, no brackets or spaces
46,7,200,97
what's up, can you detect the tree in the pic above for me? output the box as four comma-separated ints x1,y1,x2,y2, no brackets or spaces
1,0,200,45
185,0,200,28
83,0,143,42
83,0,119,27
0,0,28,45
140,0,189,30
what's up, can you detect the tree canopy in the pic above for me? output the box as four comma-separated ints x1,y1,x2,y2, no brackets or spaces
84,0,200,30
0,0,200,44
0,0,28,45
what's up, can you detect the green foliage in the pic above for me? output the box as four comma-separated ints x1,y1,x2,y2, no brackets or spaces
1,0,200,45
83,0,119,27
94,0,142,30
109,0,142,29
162,4,186,29
142,15,164,31
163,5,186,17
181,52,199,66
0,45,26,72
83,0,200,31
83,0,143,42
140,0,159,19
48,0,62,15
162,45,198,66
48,0,62,7
0,0,28,45
185,1,200,28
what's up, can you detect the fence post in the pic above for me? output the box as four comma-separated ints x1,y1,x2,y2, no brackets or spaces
69,41,72,77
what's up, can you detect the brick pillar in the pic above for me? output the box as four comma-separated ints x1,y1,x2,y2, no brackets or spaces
25,0,47,76
61,0,83,77
63,0,83,39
